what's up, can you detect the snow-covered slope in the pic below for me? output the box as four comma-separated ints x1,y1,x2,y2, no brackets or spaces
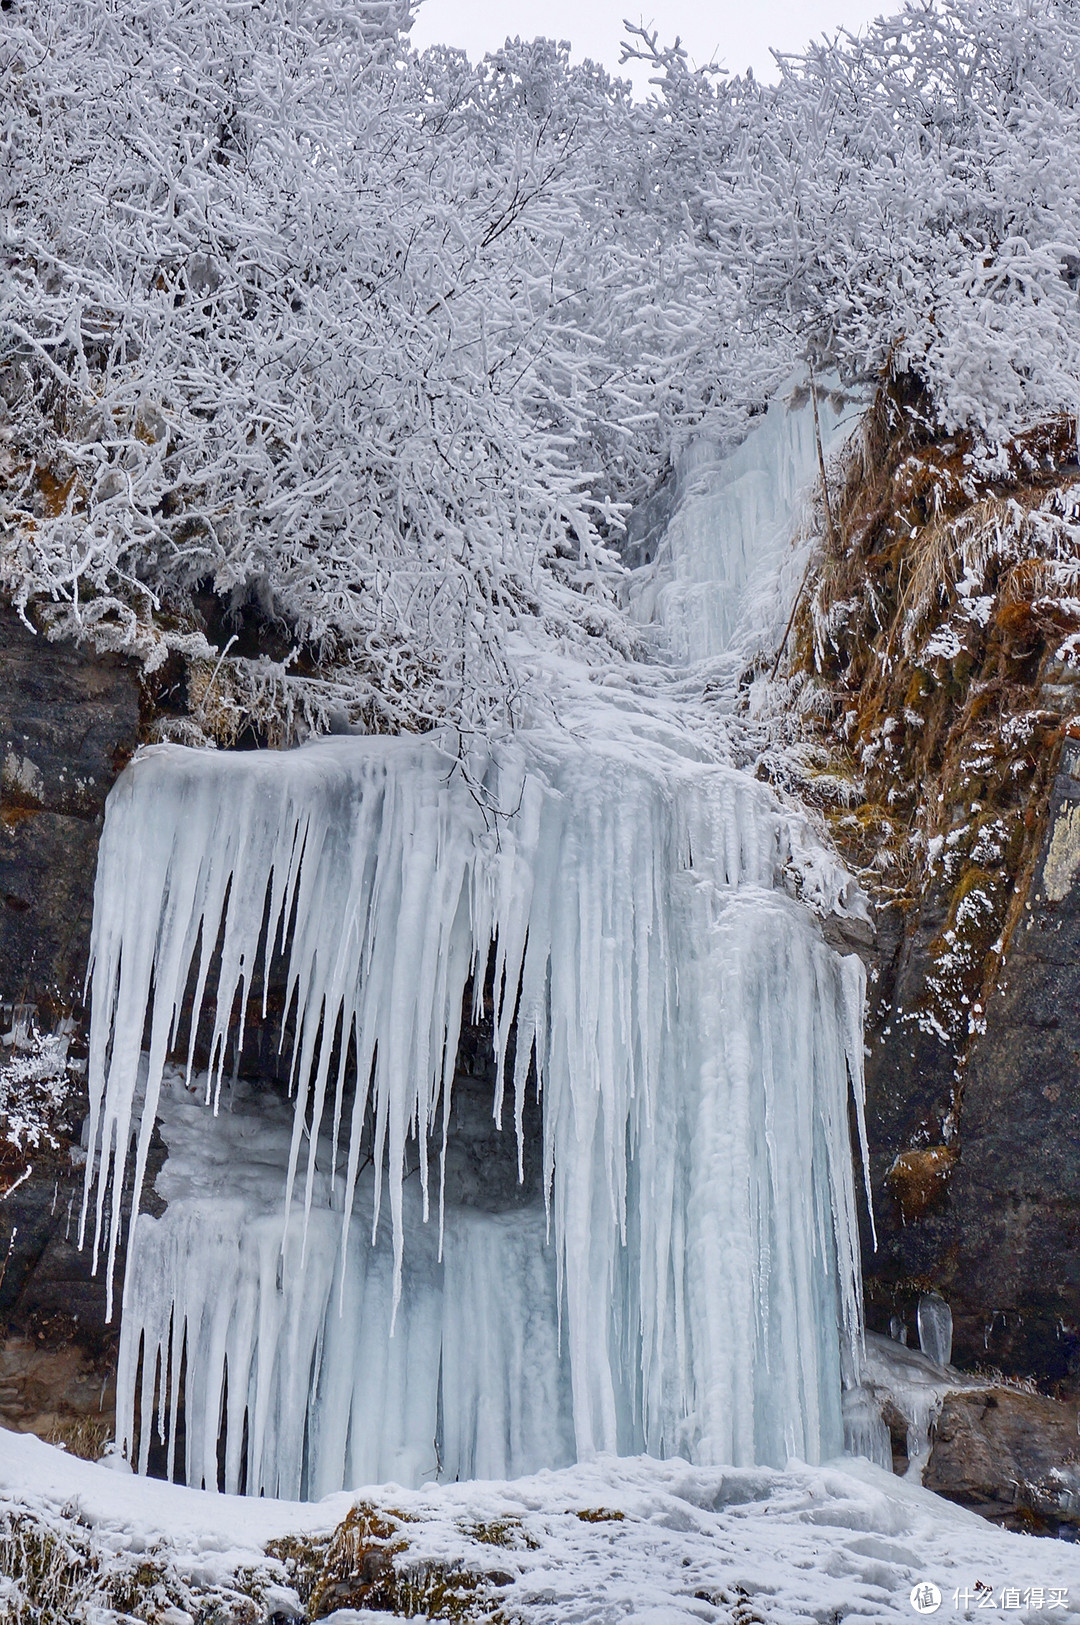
4,1430,1080,1623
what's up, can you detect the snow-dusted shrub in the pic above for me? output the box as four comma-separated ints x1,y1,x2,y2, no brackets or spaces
0,2,762,732
0,4,603,729
686,0,1080,436
0,1030,72,1196
0,1502,297,1622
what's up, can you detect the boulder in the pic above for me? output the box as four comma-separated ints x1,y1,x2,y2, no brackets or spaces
925,1387,1080,1535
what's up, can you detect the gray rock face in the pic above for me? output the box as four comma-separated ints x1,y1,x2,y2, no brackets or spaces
0,609,140,1446
1,609,140,1020
863,733,1080,1388
942,737,1080,1382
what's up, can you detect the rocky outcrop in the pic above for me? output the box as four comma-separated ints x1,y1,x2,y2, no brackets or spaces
789,385,1080,1392
933,738,1080,1382
0,607,141,1451
0,1334,115,1460
1,608,140,1021
862,727,1080,1386
925,1388,1080,1536
868,1332,1080,1535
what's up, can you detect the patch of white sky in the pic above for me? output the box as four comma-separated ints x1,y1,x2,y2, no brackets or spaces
410,0,894,93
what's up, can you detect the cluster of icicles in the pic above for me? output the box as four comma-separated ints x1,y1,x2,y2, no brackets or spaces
84,728,870,1498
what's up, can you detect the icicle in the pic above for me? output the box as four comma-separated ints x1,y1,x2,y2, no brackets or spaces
96,727,869,1493
842,1384,893,1470
917,1293,953,1368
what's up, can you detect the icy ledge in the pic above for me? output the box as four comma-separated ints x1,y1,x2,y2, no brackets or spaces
4,1429,1080,1624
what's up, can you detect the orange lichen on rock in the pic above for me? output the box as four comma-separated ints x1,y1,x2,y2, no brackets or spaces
886,1146,958,1223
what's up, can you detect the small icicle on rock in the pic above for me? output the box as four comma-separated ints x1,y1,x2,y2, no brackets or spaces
84,723,870,1496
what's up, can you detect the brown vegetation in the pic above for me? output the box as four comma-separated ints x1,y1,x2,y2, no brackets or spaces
791,377,1080,1004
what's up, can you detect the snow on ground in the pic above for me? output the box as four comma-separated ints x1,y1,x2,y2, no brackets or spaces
3,1428,1080,1623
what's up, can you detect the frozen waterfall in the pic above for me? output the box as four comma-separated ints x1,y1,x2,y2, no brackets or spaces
82,385,872,1497
628,378,856,666
86,734,868,1495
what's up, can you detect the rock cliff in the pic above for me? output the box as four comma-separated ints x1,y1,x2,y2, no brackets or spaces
0,609,139,1451
789,381,1080,1391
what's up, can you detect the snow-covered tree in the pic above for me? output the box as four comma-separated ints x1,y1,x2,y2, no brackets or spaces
2,0,1079,736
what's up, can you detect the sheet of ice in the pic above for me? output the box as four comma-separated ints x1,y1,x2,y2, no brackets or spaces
89,729,868,1494
842,1383,893,1472
861,1331,987,1481
81,377,881,1500
120,1082,575,1497
627,380,858,668
5,1430,1080,1624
